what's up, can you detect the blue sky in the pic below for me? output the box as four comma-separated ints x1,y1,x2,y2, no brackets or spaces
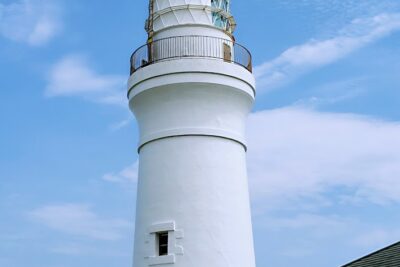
1,0,400,266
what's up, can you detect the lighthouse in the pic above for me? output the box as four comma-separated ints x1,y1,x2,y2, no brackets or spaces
127,1,256,266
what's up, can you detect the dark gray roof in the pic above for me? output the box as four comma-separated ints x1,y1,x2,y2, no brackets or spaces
341,241,400,267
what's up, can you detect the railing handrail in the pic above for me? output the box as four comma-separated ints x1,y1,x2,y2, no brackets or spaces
130,35,252,75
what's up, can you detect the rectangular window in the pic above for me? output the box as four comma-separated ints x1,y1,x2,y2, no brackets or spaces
158,232,169,256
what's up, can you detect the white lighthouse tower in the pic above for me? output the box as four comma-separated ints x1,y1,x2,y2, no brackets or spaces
128,1,256,267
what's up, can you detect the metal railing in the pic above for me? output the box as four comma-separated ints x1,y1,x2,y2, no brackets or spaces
130,35,252,75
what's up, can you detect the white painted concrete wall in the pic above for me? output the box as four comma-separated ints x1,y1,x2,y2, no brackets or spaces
129,58,256,267
134,136,255,267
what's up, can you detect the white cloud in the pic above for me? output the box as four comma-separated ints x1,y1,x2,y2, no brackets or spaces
247,107,400,209
247,106,400,258
254,13,400,91
103,161,139,185
0,0,62,46
29,204,131,241
46,55,127,106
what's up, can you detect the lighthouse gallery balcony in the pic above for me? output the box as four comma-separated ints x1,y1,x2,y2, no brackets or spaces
130,35,252,75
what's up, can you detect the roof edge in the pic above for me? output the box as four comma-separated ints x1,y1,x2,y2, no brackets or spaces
341,241,400,267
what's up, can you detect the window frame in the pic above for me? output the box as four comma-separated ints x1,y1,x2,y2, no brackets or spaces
157,232,169,256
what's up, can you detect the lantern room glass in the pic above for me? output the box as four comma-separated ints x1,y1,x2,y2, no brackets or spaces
211,0,231,32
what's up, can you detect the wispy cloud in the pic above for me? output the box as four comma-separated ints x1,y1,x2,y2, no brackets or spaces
254,13,400,92
29,204,131,241
277,0,399,18
49,242,131,257
109,118,133,132
293,77,366,108
50,243,93,256
0,0,62,46
352,228,400,248
247,107,400,209
103,161,139,185
46,54,127,106
260,213,350,231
